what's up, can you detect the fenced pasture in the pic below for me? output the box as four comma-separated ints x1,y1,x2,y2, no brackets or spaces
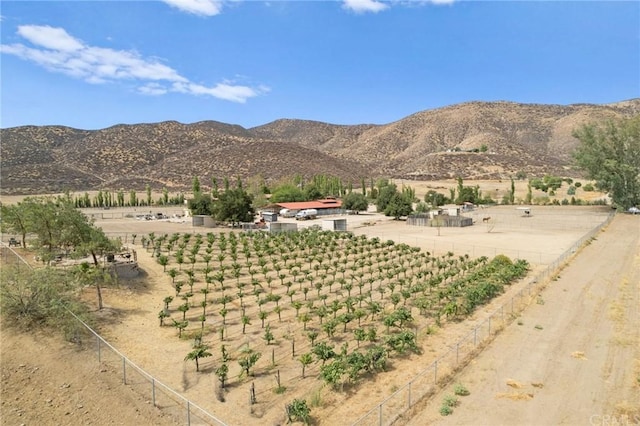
0,204,616,425
133,226,529,422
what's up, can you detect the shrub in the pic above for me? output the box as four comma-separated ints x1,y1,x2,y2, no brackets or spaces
286,398,311,424
454,383,470,396
440,405,453,416
0,265,93,339
443,394,459,408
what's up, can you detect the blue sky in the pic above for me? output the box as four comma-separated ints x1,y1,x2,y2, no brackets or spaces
1,1,638,130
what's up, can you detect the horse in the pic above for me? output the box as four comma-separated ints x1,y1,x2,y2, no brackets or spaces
482,217,491,223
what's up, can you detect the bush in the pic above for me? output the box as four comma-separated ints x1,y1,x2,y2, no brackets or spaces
440,405,453,416
443,394,459,407
286,398,311,424
583,183,595,192
0,265,93,339
567,186,576,195
454,383,470,396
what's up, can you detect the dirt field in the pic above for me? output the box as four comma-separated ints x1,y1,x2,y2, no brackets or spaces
2,180,635,426
407,214,640,425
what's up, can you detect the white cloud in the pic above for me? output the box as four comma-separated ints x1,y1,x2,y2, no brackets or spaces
162,0,223,16
17,25,84,51
138,83,169,96
341,0,456,13
1,25,264,103
426,0,456,5
342,0,389,13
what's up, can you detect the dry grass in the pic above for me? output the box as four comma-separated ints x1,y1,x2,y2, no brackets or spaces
506,379,522,389
614,401,640,418
571,351,588,360
496,392,534,401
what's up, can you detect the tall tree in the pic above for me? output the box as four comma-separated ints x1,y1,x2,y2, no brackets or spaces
574,116,640,209
0,203,29,247
212,188,255,225
375,181,397,212
342,192,368,213
192,176,201,195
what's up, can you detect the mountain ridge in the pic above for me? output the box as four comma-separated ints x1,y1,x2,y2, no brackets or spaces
2,99,638,195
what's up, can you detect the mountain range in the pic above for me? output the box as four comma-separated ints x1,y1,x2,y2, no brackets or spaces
2,99,638,195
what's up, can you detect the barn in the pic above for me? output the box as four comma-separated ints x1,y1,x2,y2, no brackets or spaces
276,198,343,217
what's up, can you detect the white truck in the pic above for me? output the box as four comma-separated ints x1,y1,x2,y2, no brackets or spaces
279,208,298,218
295,209,318,220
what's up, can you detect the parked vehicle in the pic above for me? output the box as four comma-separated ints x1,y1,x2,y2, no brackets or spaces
279,208,297,218
295,209,318,220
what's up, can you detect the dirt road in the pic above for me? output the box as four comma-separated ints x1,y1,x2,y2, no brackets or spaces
408,214,640,425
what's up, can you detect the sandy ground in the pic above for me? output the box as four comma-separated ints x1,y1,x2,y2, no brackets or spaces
406,214,640,425
0,328,180,426
1,180,631,426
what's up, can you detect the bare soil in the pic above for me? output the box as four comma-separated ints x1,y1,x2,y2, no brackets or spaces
2,181,635,426
406,214,640,425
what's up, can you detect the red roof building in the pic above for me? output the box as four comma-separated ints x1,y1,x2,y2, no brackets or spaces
276,198,342,211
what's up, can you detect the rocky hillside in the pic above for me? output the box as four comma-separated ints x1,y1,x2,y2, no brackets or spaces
2,99,638,194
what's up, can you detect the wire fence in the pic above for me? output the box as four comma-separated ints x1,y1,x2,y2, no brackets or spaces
350,210,615,426
0,244,227,426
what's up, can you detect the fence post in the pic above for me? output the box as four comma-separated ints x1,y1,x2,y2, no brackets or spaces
187,400,191,425
434,360,438,383
408,382,412,407
379,403,382,425
152,378,156,407
97,336,101,362
123,358,127,384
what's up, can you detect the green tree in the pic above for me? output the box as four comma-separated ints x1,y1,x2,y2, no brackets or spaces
0,203,29,247
215,363,229,389
299,353,313,378
128,190,138,207
384,192,413,219
573,116,640,209
192,176,201,195
238,349,261,377
185,344,212,372
270,184,307,203
311,341,335,365
342,192,369,213
188,193,214,216
286,399,311,425
157,255,169,271
375,181,397,212
74,261,111,310
212,187,255,225
509,177,516,204
263,324,275,345
425,190,446,208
